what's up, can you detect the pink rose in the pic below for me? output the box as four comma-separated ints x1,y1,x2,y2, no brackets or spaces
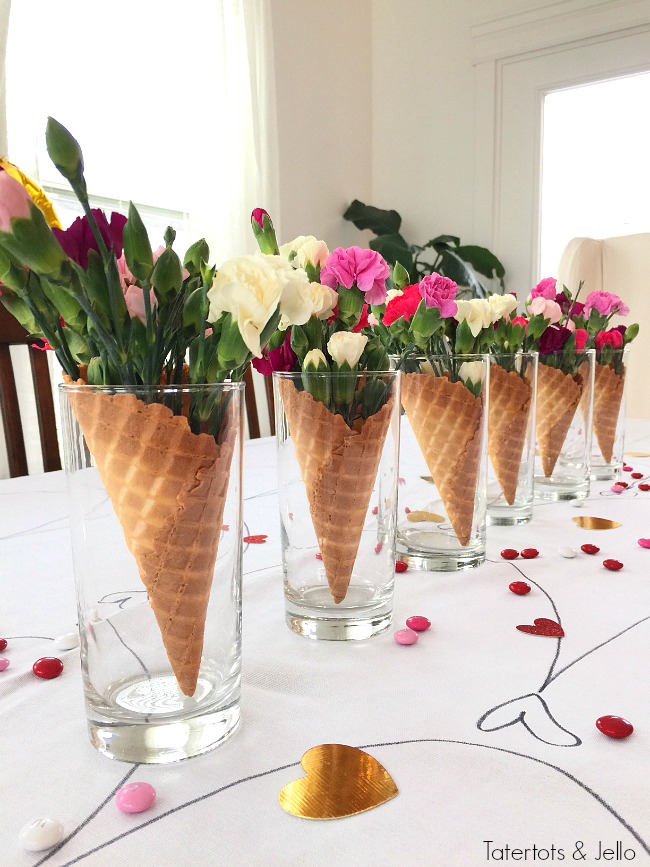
418,272,458,317
595,328,624,351
527,296,562,323
583,290,629,318
0,169,33,231
320,246,389,305
529,277,557,300
574,328,588,351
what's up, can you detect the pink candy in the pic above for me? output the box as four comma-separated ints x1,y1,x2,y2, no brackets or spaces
406,615,431,632
0,658,9,672
638,538,650,549
610,484,625,494
115,782,156,814
393,629,418,646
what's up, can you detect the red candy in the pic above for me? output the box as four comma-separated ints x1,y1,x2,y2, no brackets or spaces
581,544,600,555
500,549,519,560
406,615,431,632
631,472,643,479
596,715,634,739
372,506,378,515
395,561,408,573
509,581,531,595
521,548,539,559
0,638,6,652
603,559,623,571
32,657,64,680
315,553,323,560
404,507,411,514
617,481,629,488
639,484,650,491
623,465,633,472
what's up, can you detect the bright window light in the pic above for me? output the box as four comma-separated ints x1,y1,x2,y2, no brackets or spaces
540,72,650,277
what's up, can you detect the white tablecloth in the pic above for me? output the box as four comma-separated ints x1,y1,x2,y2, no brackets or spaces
1,426,650,866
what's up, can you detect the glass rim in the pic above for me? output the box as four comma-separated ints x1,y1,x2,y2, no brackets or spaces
490,350,538,360
388,352,490,362
539,347,596,357
59,380,246,394
272,369,399,379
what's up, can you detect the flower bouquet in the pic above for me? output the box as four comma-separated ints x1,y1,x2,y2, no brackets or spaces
0,120,300,749
251,213,399,635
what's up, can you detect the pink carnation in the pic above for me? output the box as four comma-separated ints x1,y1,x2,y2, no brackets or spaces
320,246,389,305
0,169,32,231
418,273,458,317
583,290,629,318
529,277,557,300
527,296,562,323
383,284,421,326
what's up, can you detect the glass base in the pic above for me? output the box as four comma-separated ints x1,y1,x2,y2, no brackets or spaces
87,673,241,763
590,462,621,481
396,525,485,571
487,506,532,526
534,477,589,501
286,610,392,640
397,549,485,571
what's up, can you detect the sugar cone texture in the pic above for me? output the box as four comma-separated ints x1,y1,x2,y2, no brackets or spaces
279,380,393,604
488,364,533,505
591,362,625,464
535,364,583,478
65,379,236,696
400,374,483,546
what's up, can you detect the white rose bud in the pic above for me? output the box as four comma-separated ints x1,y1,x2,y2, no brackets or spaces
327,332,368,369
458,360,486,388
303,348,329,371
279,235,329,269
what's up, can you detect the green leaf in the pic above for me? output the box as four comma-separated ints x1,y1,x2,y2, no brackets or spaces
392,260,410,290
425,234,460,248
343,200,402,236
369,233,414,276
455,245,506,281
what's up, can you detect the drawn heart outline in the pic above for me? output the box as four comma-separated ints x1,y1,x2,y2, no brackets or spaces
278,743,398,820
516,618,564,637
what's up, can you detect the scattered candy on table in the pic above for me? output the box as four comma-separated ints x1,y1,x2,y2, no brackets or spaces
372,506,378,515
315,553,323,560
32,657,64,680
610,484,625,494
581,544,600,555
617,481,628,488
571,500,584,508
19,818,64,852
596,715,634,739
115,782,157,814
406,616,431,632
0,638,6,651
374,542,383,554
520,548,539,559
395,561,408,573
631,472,643,479
0,658,9,671
404,507,411,514
638,539,650,549
639,484,650,492
623,465,633,472
559,547,577,558
500,549,519,560
54,632,79,651
603,559,624,571
393,629,418,646
509,581,531,595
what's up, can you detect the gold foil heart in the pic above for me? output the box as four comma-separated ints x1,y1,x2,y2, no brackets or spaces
625,451,650,457
407,510,445,523
278,744,398,820
572,516,622,530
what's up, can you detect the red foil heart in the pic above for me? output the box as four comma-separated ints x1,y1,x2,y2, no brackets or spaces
516,618,564,637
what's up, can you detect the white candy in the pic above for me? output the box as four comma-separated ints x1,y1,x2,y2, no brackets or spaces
559,546,577,558
571,499,584,508
54,632,79,651
19,818,64,852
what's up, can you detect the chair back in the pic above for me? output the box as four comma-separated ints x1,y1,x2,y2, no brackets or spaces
557,233,650,419
0,304,61,476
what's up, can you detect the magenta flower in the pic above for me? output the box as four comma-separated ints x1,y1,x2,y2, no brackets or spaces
555,292,584,317
320,247,389,305
538,324,572,355
252,331,297,375
530,277,557,300
53,209,127,269
574,328,589,351
583,290,629,318
251,208,269,230
418,273,458,317
595,328,624,351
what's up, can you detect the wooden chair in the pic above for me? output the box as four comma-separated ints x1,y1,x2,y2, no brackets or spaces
243,367,275,438
0,304,61,476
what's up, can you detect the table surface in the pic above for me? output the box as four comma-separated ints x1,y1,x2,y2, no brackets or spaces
2,423,650,866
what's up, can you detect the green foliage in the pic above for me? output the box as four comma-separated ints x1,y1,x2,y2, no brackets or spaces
343,199,505,298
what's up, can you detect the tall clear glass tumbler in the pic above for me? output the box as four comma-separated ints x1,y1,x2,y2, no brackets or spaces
589,345,630,480
487,352,538,526
534,348,595,500
59,381,244,764
274,370,401,640
392,354,489,571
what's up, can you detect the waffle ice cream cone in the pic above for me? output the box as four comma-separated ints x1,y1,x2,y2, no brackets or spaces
279,380,393,604
535,363,583,477
488,364,533,505
65,380,236,696
401,373,484,546
590,362,625,464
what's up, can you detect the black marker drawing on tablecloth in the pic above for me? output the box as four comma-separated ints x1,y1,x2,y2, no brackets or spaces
477,558,650,746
